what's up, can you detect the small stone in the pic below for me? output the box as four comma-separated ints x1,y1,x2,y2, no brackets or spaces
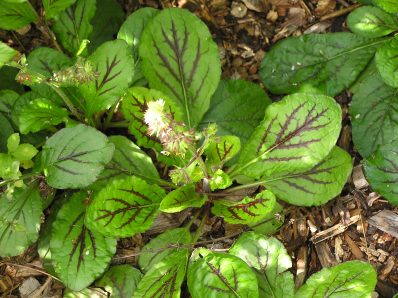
231,2,248,18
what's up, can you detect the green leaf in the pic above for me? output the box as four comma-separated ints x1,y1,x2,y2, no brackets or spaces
138,227,192,272
364,141,398,205
350,66,398,158
0,89,20,123
249,201,284,235
85,176,165,238
89,135,160,191
50,191,117,291
209,169,233,191
374,0,398,13
260,33,383,96
96,265,143,298
0,114,14,152
41,124,114,189
0,1,38,30
205,135,241,168
118,7,159,85
200,80,271,142
264,146,352,206
12,143,38,162
0,42,17,68
43,0,77,19
140,8,221,128
347,6,398,38
18,98,69,134
376,37,398,88
78,40,134,116
0,184,42,257
0,66,24,93
296,261,377,297
52,0,96,55
160,184,205,213
64,288,108,298
229,232,294,298
187,248,259,298
87,0,124,52
235,93,341,179
7,132,19,153
211,190,276,225
134,249,189,298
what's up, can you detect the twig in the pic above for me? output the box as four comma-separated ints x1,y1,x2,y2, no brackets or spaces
30,276,52,298
0,262,61,282
320,4,360,21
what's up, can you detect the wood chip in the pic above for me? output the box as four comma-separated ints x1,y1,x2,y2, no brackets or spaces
242,0,269,12
379,256,395,280
344,233,364,259
310,214,360,244
334,236,344,262
368,210,398,239
231,2,248,18
352,165,369,189
19,277,40,298
295,246,308,288
315,241,338,268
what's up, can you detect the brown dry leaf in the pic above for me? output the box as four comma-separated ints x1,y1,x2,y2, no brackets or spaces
242,0,270,12
273,7,306,41
270,0,294,16
315,0,336,16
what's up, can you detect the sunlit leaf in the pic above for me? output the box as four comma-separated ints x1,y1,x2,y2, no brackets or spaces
160,184,205,213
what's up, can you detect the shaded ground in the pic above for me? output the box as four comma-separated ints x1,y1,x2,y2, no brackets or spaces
1,0,398,297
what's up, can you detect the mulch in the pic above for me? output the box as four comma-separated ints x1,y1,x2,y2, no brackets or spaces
1,0,398,297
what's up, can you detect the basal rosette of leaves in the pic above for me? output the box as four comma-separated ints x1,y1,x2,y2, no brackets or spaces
0,2,378,297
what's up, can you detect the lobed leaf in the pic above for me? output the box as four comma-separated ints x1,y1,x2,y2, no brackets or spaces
134,249,189,298
96,265,143,298
160,184,205,213
265,146,352,206
50,191,117,291
138,227,192,272
79,40,134,116
376,37,398,88
235,93,341,179
140,8,221,128
41,124,114,189
229,232,294,298
187,248,259,298
43,0,76,19
52,0,96,55
347,6,398,38
0,184,42,257
85,176,165,238
364,140,398,205
0,1,38,30
211,190,276,225
260,33,382,96
295,261,377,297
350,65,398,158
200,80,271,142
18,98,69,134
89,135,160,191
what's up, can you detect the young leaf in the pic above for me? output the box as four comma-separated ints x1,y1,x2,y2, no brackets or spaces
118,7,159,85
229,232,295,298
200,80,271,142
0,42,17,68
85,176,165,238
376,37,398,88
209,169,233,191
211,190,276,225
0,184,42,257
134,249,189,298
52,0,96,55
140,8,221,127
260,33,383,96
187,248,259,298
374,0,398,13
347,6,398,38
350,66,398,158
0,1,38,30
235,93,341,179
90,135,160,191
18,98,69,134
364,141,398,205
50,191,117,291
43,0,76,19
160,184,205,213
138,227,192,272
96,265,143,298
264,146,352,206
295,261,377,297
41,124,114,189
87,0,124,52
79,40,134,116
205,135,241,167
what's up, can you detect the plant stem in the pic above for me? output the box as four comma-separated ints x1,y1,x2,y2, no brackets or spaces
106,120,129,128
103,102,119,130
49,85,83,121
0,172,40,188
192,212,207,244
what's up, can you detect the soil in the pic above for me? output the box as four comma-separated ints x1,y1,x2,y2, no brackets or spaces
1,0,398,297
